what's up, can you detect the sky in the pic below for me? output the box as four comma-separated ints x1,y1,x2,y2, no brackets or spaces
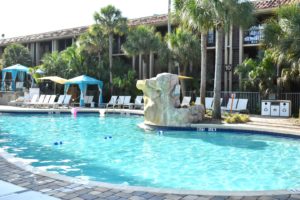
0,0,169,39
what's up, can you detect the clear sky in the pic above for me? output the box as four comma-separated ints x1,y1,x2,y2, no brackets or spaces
0,0,169,39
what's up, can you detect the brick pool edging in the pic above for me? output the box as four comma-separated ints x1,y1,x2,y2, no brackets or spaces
1,121,300,200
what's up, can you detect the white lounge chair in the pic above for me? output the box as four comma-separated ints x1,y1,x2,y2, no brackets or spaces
123,96,132,109
45,95,57,108
24,94,39,107
205,97,214,109
181,96,191,107
195,97,200,105
106,96,118,108
134,96,143,109
221,98,238,112
61,95,71,108
114,96,125,108
232,99,248,113
28,95,45,107
53,95,65,108
38,95,51,107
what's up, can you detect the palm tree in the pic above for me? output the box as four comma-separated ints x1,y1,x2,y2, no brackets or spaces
78,25,108,69
122,26,162,79
168,27,201,95
210,0,253,119
175,0,253,119
175,0,214,108
263,4,300,90
94,5,127,94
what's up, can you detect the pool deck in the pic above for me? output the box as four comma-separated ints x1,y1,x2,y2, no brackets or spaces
1,105,300,200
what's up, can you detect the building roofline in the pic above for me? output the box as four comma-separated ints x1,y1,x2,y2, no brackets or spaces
0,0,296,46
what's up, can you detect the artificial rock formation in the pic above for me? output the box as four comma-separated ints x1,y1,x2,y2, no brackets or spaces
136,73,205,126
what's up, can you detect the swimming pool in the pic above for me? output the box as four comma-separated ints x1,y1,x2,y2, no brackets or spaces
1,113,300,191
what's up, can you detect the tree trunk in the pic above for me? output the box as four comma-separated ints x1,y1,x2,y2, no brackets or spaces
149,51,154,78
132,55,136,71
200,32,208,107
180,65,187,97
167,0,172,73
143,59,147,79
109,33,113,95
212,28,224,119
139,53,142,79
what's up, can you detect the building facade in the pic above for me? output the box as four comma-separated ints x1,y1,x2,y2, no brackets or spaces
0,0,296,92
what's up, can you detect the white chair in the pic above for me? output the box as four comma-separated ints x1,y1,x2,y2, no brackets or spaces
181,96,191,107
114,96,125,108
106,96,118,108
134,96,143,109
53,95,65,108
45,95,57,108
195,97,200,105
233,99,248,113
62,95,71,108
205,97,214,109
123,96,132,109
221,98,238,112
29,95,45,107
24,94,39,107
39,95,51,107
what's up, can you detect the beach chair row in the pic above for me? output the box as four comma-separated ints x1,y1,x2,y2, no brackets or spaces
24,94,72,108
106,96,143,109
181,96,248,112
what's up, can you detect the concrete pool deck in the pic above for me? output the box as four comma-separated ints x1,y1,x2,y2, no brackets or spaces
1,105,300,199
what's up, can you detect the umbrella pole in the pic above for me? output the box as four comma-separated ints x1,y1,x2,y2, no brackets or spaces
54,83,56,95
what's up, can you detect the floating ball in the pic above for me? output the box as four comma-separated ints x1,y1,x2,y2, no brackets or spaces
54,142,59,145
104,137,107,139
109,136,112,139
60,141,63,145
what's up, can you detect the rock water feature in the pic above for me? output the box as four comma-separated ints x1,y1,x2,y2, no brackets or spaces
137,73,205,126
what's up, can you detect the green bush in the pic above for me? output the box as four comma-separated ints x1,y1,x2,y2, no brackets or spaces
224,113,250,124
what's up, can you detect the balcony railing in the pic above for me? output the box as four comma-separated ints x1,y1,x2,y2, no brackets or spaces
244,25,264,45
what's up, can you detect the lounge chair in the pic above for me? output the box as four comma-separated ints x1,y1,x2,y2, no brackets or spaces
28,95,45,107
195,97,200,105
205,97,214,109
44,95,57,108
114,96,125,108
36,95,51,107
123,96,133,109
181,96,191,107
221,98,238,112
134,96,143,109
52,95,65,108
88,96,94,107
61,95,71,108
24,94,39,107
232,99,248,113
106,96,118,108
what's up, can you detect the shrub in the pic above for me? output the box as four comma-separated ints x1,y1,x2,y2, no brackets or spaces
224,113,250,124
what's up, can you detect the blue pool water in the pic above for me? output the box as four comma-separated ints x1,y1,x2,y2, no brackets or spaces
1,113,300,191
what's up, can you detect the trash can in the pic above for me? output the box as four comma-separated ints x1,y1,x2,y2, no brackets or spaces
261,101,271,116
280,101,290,117
270,102,280,116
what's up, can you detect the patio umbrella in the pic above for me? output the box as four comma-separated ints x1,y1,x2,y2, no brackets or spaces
38,76,68,84
38,76,68,94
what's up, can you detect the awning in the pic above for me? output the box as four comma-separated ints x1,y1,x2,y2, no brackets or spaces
38,76,68,84
64,75,103,107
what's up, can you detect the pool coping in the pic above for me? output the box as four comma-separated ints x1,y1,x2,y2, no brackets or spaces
1,108,300,197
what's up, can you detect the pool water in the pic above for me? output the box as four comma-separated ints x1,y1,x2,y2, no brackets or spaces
1,114,300,191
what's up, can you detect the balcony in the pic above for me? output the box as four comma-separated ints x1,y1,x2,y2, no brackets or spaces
207,30,215,47
244,25,264,45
